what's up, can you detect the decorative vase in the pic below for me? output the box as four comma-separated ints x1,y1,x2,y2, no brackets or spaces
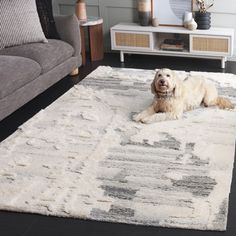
187,18,198,31
195,12,211,30
184,11,193,27
152,18,159,27
138,0,151,26
75,0,87,21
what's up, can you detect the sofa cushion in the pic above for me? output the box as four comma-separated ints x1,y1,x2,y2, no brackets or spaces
0,0,47,49
0,40,74,73
0,56,41,99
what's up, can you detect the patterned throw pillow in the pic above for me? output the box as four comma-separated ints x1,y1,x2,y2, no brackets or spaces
0,0,48,49
36,0,60,39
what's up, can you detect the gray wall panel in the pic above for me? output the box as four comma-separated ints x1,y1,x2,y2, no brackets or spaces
53,0,236,59
53,0,137,51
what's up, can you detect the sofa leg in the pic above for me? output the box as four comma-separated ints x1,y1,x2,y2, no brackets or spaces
70,68,79,76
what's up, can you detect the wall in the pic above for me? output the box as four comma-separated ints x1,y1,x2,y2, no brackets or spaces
52,0,138,52
52,0,236,60
208,0,236,60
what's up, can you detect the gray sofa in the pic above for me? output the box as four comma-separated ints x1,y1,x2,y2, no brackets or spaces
0,15,81,121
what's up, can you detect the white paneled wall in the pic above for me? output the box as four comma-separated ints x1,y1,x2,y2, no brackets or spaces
52,0,236,60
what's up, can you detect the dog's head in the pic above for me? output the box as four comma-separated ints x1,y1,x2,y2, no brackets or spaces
151,68,182,97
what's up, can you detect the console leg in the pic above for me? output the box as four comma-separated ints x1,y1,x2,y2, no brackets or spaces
70,68,79,76
120,51,124,62
221,57,226,69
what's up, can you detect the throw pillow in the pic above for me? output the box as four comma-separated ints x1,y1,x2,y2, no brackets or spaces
36,0,60,39
0,0,48,50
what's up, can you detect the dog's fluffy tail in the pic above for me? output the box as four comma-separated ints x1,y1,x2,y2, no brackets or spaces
216,96,234,110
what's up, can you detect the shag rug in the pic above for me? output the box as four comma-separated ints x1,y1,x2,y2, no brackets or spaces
0,66,236,231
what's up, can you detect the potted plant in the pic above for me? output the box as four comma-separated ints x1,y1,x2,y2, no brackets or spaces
195,0,214,29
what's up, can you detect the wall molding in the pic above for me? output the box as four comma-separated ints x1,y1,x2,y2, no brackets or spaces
53,0,137,51
53,0,236,59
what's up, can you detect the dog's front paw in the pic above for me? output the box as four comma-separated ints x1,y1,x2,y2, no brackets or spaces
141,116,154,124
132,113,143,122
141,113,166,123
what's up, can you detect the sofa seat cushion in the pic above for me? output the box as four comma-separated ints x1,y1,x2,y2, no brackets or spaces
0,40,74,73
0,56,41,99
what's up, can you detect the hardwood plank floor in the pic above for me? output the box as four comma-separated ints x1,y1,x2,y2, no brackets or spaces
0,53,236,236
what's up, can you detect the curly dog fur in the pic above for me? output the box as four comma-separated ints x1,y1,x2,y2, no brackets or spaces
133,68,234,123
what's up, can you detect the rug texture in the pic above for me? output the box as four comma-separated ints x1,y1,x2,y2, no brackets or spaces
0,66,236,231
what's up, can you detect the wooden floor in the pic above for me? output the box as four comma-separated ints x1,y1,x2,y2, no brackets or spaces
0,53,236,236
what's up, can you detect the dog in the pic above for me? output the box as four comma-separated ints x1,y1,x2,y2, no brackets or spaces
133,68,234,124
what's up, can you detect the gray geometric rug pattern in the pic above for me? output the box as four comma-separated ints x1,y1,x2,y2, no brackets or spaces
0,67,236,231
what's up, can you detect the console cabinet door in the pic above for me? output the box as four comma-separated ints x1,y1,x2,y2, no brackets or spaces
111,30,153,51
190,35,231,56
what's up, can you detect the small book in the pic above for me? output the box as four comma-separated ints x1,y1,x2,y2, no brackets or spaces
160,43,184,51
163,39,184,46
160,38,185,51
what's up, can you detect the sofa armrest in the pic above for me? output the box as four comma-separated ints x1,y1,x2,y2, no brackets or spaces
54,15,81,57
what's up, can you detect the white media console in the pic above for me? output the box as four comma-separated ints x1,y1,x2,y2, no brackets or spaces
110,23,234,68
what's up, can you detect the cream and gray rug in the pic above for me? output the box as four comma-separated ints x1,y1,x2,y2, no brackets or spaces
0,66,236,231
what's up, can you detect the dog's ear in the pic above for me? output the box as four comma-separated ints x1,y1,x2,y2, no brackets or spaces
154,69,159,72
151,77,157,94
173,78,183,97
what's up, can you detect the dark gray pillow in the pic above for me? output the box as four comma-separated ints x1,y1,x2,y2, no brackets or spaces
0,0,48,49
36,0,60,39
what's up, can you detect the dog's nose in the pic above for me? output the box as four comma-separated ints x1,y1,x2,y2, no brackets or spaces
159,79,165,85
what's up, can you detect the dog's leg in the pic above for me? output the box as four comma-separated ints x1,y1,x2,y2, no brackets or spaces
141,111,182,124
203,83,218,107
133,105,155,122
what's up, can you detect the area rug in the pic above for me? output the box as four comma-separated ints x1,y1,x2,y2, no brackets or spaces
0,66,236,231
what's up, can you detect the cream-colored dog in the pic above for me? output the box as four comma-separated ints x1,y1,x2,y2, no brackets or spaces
133,68,234,124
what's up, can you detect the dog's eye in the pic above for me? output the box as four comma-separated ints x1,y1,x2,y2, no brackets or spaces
166,74,170,77
158,74,162,77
